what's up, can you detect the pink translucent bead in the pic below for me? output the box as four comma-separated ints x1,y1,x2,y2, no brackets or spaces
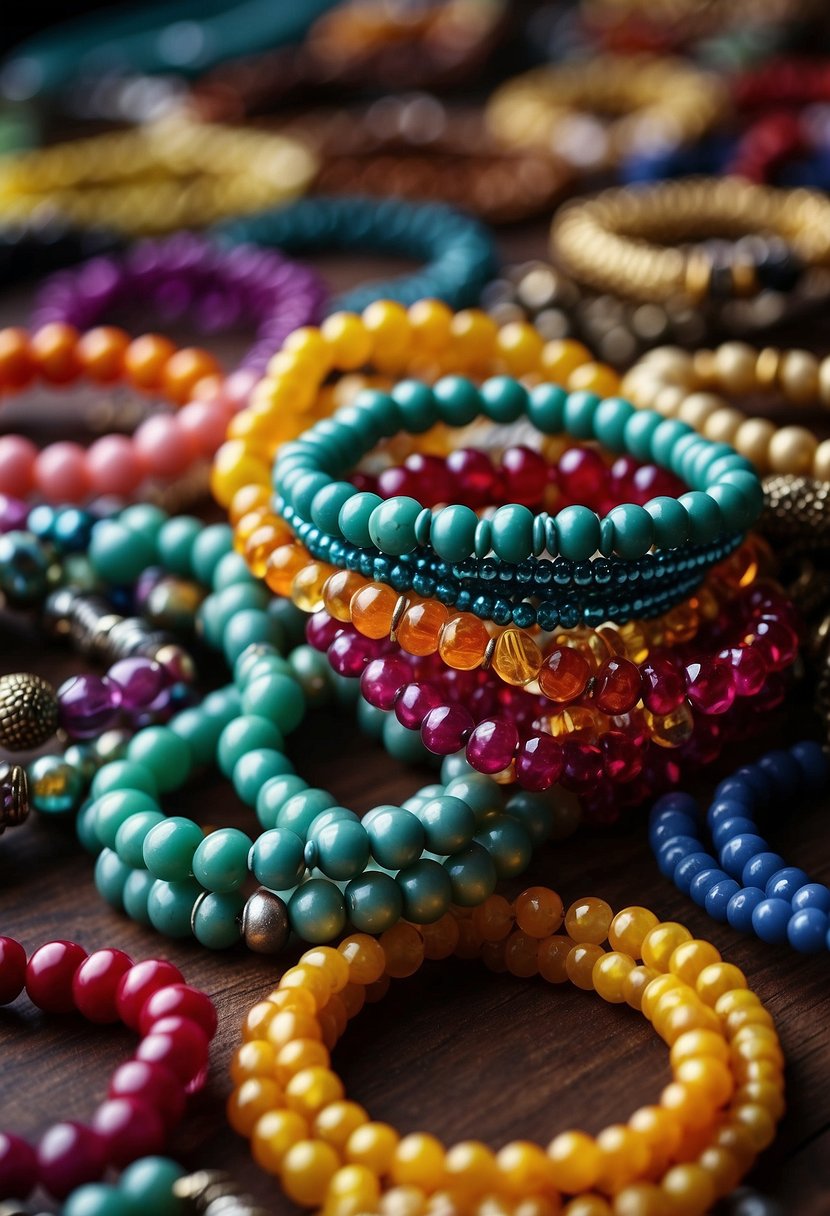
306,611,343,652
34,442,91,503
516,734,563,791
37,1122,107,1199
719,646,768,696
420,704,474,754
91,1098,165,1167
751,619,799,670
108,1060,186,1132
465,717,519,773
176,398,234,457
86,434,146,497
0,1132,37,1200
395,681,443,729
360,656,411,710
327,631,377,676
133,414,198,478
223,367,258,411
641,654,686,714
0,435,37,497
685,658,736,715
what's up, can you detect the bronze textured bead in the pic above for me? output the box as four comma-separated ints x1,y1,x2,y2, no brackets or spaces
241,888,290,954
761,475,830,554
0,762,29,834
0,673,59,751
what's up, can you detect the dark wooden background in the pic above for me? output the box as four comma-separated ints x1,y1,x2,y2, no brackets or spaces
1,233,828,1215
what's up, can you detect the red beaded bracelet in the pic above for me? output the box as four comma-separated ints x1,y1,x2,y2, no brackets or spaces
0,937,216,1201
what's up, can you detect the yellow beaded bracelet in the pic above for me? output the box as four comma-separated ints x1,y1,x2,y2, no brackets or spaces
621,342,830,480
228,889,783,1216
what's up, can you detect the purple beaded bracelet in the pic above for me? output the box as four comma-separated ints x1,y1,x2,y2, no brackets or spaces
30,232,329,376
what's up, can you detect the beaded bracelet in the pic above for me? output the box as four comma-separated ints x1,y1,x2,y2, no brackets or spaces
622,343,830,480
273,377,761,564
651,741,830,953
0,938,215,1201
213,196,499,315
30,233,328,378
230,890,783,1216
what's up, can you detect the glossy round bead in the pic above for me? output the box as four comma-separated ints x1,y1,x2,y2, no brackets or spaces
26,940,88,1013
564,898,613,946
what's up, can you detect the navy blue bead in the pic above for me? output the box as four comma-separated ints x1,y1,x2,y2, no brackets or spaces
765,867,810,900
656,835,699,877
719,834,768,879
711,816,757,850
690,868,728,907
741,851,785,888
726,886,766,933
674,851,716,895
705,878,741,923
791,883,830,914
713,777,755,805
751,897,792,944
790,740,829,793
733,765,769,799
648,810,698,851
787,908,828,954
652,791,698,818
707,797,755,828
758,750,803,796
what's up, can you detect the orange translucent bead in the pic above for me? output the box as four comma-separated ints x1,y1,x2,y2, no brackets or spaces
540,338,591,384
496,1141,555,1197
661,1001,722,1044
641,924,693,973
660,1164,715,1216
264,543,307,596
612,1183,668,1216
696,962,748,1006
227,1077,283,1136
695,1145,746,1194
595,1124,650,1193
163,346,221,404
438,613,490,670
454,916,483,959
346,1121,400,1174
244,523,289,578
292,562,336,613
321,312,374,369
0,327,35,388
76,325,129,382
419,913,460,960
339,934,386,984
234,506,274,551
318,995,349,1050
565,943,605,990
616,622,650,665
351,582,398,639
124,333,175,390
481,938,509,973
538,647,591,703
392,1133,446,1191
230,1039,278,1086
472,894,515,942
492,629,543,686
380,923,425,979
643,703,694,748
497,322,545,376
275,1038,331,1085
622,966,658,1011
607,908,659,959
560,1198,611,1216
537,935,572,984
281,1138,341,1206
300,946,351,994
449,309,498,368
409,299,453,353
251,1109,310,1175
668,940,722,986
504,929,540,978
30,321,81,384
267,1009,323,1049
547,1131,601,1192
514,887,564,939
592,952,634,1004
397,599,449,656
324,570,366,622
564,898,613,946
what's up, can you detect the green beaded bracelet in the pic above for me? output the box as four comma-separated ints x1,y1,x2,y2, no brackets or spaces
273,376,763,564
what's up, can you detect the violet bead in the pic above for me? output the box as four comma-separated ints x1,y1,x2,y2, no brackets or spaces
420,704,474,755
57,674,120,738
91,1097,165,1167
0,495,29,532
516,735,563,791
465,717,518,774
108,658,167,712
360,656,411,710
0,1131,37,1200
37,1121,107,1199
394,681,443,730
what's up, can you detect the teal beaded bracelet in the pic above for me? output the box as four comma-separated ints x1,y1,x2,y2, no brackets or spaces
273,377,763,564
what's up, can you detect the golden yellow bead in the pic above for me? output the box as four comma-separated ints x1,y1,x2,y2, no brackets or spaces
283,326,332,376
346,1121,401,1174
321,312,374,369
444,1141,499,1196
622,966,658,1012
702,407,744,445
210,439,270,507
561,1198,612,1216
779,349,820,404
668,940,722,986
540,338,592,384
497,321,545,376
449,310,498,369
814,438,830,479
243,999,279,1041
495,1141,556,1196
363,300,412,362
230,1039,279,1086
281,1138,342,1207
281,963,333,1007
323,1164,382,1216
675,1056,734,1106
266,1008,323,1050
592,952,635,1004
565,943,605,990
492,628,543,686
378,1185,428,1216
595,1124,650,1194
695,1144,746,1194
392,1133,447,1191
227,1077,283,1137
339,934,387,984
660,1163,715,1216
251,1109,310,1175
641,922,693,973
659,1082,715,1131
567,361,620,398
275,1038,331,1086
285,1066,346,1118
537,935,572,984
564,897,613,945
300,945,352,995
669,1028,730,1068
607,908,659,959
611,1182,667,1216
547,1131,601,1193
713,342,757,394
292,561,336,613
514,887,564,939
733,418,776,470
695,962,747,1006
639,974,685,1021
472,894,515,942
734,1081,785,1121
409,299,453,354
628,1105,681,1173
313,1102,368,1155
229,483,271,526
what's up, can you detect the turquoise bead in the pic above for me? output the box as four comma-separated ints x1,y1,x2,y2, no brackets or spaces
624,410,664,461
555,504,600,560
527,383,566,434
490,504,534,564
119,1156,185,1216
415,796,475,854
192,524,233,585
592,397,636,451
94,848,130,910
91,760,158,800
678,491,723,544
430,505,478,563
147,878,201,938
314,819,370,880
234,646,290,686
217,714,284,778
63,1182,124,1216
443,774,502,826
504,790,555,845
345,872,403,934
192,891,244,949
563,390,601,438
708,483,754,532
310,481,355,536
223,609,285,665
123,869,155,926
691,441,734,484
192,827,252,893
357,697,385,739
676,438,713,487
480,376,528,423
291,471,332,517
143,816,203,882
114,809,166,868
650,417,695,467
277,788,337,836
706,453,755,482
233,748,294,806
382,714,433,764
644,497,690,549
118,503,167,541
93,789,160,849
169,707,223,768
668,432,704,479
76,801,103,855
28,755,84,814
250,828,306,890
88,520,156,584
475,816,533,878
307,807,360,840
268,598,308,648
338,491,383,548
199,583,269,648
212,550,256,589
353,388,401,432
440,753,476,782
127,726,191,793
393,380,439,432
256,774,310,829
368,496,421,557
395,858,452,923
288,879,347,942
720,469,764,517
288,645,334,708
443,842,497,905
334,406,383,447
157,515,201,577
366,807,426,869
241,672,306,733
432,375,481,426
606,503,654,559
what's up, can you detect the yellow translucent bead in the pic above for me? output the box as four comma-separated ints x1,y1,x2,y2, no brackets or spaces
659,1082,716,1131
323,1164,382,1216
565,943,605,990
640,974,685,1021
540,338,591,383
339,934,387,984
210,439,270,507
346,1121,401,1174
670,1029,730,1068
449,310,498,368
420,912,461,960
378,1186,428,1216
714,988,762,1018
595,1125,649,1193
643,703,694,748
537,935,572,984
675,1057,734,1106
275,1038,331,1086
611,1182,668,1216
444,1141,499,1196
285,1066,345,1118
227,1077,283,1137
292,562,336,613
300,946,352,995
695,1145,745,1195
547,1131,601,1192
696,962,748,1006
564,897,613,945
324,570,366,622
438,613,491,670
641,924,693,973
472,894,515,942
268,986,319,1016
496,1141,556,1197
243,1000,279,1041
504,929,540,978
233,506,274,551
667,939,722,987
396,599,449,656
592,952,635,1004
408,299,453,354
251,1109,310,1175
628,1105,681,1172
281,1138,342,1207
244,523,289,579
497,322,545,377
318,993,349,1050
735,1081,785,1121
622,965,658,1011
514,1196,562,1216
514,887,564,939
732,1034,784,1069
229,483,271,526
492,628,543,686
267,1009,323,1050
230,1039,279,1086
567,362,620,398
351,582,398,640
658,1001,721,1044
321,312,374,369
363,300,412,361
608,908,659,959
283,326,332,376
264,542,308,597
660,1164,715,1216
281,963,333,1007
392,1133,447,1191
380,922,425,979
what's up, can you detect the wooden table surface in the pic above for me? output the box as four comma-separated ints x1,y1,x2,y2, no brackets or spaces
1,230,828,1216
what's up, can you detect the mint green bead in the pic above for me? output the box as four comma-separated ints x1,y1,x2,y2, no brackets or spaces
311,481,355,535
233,748,294,806
624,410,663,461
192,890,244,949
192,524,233,585
198,583,269,650
288,879,347,943
143,817,203,881
242,672,306,733
480,376,528,423
157,515,201,577
345,872,403,933
63,1182,124,1216
28,755,84,815
382,714,433,765
91,760,158,800
93,789,160,849
644,497,690,549
475,815,533,879
119,1156,185,1216
678,491,723,544
528,383,566,434
89,520,156,585
217,714,284,778
76,801,102,854
118,503,167,542
415,795,475,854
95,848,130,909
366,807,425,869
504,790,554,845
432,375,481,426
250,828,305,890
708,483,754,532
291,471,333,517
393,380,439,432
123,869,155,926
368,496,421,556
395,858,452,923
563,390,600,438
431,504,478,563
339,491,383,548
115,809,165,868
147,878,201,938
443,774,501,827
357,697,385,740
490,504,533,563
314,819,370,880
440,753,475,781
127,727,191,793
593,397,636,451
235,645,290,686
555,504,601,560
277,788,337,837
607,503,654,559
651,417,695,467
213,550,256,590
223,609,285,666
168,707,221,768
443,842,497,906
288,645,334,708
256,775,310,829
192,827,252,893
201,685,243,725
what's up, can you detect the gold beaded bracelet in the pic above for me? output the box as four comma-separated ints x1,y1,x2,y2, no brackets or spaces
621,342,830,479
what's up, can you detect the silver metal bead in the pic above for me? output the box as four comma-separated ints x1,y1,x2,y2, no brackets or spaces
41,587,77,636
241,888,290,955
173,1171,239,1210
0,672,58,751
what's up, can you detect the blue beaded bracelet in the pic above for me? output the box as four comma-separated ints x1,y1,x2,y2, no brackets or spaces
650,741,830,953
213,195,499,313
273,377,762,566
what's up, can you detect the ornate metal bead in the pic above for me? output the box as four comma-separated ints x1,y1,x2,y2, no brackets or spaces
0,763,29,835
0,672,59,751
241,888,290,955
761,474,830,554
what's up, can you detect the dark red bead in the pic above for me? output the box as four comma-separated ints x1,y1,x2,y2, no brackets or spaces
719,645,767,696
465,717,519,774
561,739,604,790
134,1015,210,1086
558,446,607,505
394,681,442,729
91,1098,165,1167
138,983,217,1039
0,1132,37,1200
593,656,642,715
305,611,343,652
25,941,87,1013
0,937,27,1005
108,1059,186,1132
501,445,549,506
515,734,563,791
37,1122,107,1199
751,619,799,670
115,959,184,1031
377,465,417,500
446,448,496,507
601,731,644,783
641,655,686,715
404,452,454,505
685,658,736,715
72,949,133,1024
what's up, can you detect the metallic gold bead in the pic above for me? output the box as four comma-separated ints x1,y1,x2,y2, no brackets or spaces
0,673,59,751
0,763,29,834
241,888,290,955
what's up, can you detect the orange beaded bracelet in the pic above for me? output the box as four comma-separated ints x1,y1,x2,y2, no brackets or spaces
228,888,783,1216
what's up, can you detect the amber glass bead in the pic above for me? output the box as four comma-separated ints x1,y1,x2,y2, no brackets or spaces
564,898,613,946
514,887,564,939
338,934,386,985
409,299,453,354
340,983,365,1020
251,1109,311,1175
592,952,634,1004
640,974,686,1022
538,647,591,703
228,1077,284,1136
504,929,539,978
234,507,275,552
380,923,425,979
449,309,498,369
537,935,571,984
496,1141,556,1197
265,543,308,596
396,600,449,656
420,913,461,960
608,908,659,959
391,1133,446,1190
595,1124,649,1193
229,483,271,526
696,963,747,1007
644,703,695,748
275,1039,331,1085
622,966,658,1012
438,613,490,671
351,582,398,640
547,1130,601,1192
231,1039,279,1085
540,338,592,383
593,657,642,715
292,562,336,613
668,941,722,986
497,322,545,377
565,943,605,990
346,1122,400,1174
568,362,621,398
658,604,699,647
547,706,605,741
245,523,289,578
472,894,514,942
281,1138,342,1206
492,629,543,687
324,570,367,622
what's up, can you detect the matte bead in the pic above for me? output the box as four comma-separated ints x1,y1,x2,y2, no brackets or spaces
555,505,600,561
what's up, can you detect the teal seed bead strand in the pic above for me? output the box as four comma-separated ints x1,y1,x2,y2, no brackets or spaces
274,377,763,564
